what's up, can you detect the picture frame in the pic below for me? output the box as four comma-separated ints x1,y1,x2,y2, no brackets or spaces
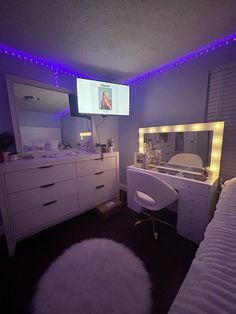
134,152,145,166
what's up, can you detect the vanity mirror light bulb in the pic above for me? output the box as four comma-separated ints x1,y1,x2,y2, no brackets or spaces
215,124,221,129
162,127,166,132
211,165,217,172
212,152,218,158
214,138,220,144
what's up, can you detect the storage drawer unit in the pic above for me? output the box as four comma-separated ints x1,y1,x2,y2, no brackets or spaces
0,153,119,255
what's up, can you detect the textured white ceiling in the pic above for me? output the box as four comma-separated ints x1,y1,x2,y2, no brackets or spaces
1,0,236,82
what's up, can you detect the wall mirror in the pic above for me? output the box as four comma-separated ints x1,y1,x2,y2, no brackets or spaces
6,75,92,153
139,122,224,177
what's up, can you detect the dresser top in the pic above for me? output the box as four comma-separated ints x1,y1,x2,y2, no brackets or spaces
0,151,119,173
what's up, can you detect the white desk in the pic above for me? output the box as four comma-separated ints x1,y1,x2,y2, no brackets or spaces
127,164,218,243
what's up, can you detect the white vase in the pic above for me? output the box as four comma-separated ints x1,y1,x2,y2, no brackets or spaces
108,146,113,153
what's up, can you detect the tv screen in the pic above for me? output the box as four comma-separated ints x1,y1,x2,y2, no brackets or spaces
76,78,130,116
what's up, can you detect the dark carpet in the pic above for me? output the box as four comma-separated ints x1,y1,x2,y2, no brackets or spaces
0,191,197,314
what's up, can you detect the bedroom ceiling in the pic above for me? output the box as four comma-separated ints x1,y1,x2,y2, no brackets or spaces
1,0,236,82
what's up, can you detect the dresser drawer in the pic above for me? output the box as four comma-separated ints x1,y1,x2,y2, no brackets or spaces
76,156,116,177
5,163,76,193
77,170,117,209
8,178,77,214
12,194,78,237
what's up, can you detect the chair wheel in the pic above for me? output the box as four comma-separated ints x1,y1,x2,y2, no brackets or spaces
154,232,158,240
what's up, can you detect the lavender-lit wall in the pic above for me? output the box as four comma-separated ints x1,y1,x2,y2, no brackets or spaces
0,55,119,149
119,44,236,185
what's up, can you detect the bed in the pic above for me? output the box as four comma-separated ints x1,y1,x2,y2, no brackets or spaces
169,177,236,314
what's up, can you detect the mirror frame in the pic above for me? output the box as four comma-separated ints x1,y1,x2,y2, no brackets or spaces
6,74,71,153
139,122,224,177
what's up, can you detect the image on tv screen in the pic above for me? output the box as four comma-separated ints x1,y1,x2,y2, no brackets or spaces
76,78,129,116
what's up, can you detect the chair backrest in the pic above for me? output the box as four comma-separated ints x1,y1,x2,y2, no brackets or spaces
168,153,203,168
127,169,178,211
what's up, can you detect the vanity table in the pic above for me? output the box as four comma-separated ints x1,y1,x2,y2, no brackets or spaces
127,163,218,244
0,152,119,255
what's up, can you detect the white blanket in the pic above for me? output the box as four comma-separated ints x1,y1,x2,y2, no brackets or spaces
169,178,236,314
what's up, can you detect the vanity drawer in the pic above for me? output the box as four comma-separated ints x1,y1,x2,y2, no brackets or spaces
5,162,76,193
12,194,78,237
172,178,210,196
177,216,206,243
177,191,207,243
76,156,116,177
179,190,208,210
8,178,77,214
77,170,117,209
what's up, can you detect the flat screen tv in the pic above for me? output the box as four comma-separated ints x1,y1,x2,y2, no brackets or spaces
76,78,130,116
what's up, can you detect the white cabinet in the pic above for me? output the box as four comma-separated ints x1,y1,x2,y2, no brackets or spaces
0,152,119,255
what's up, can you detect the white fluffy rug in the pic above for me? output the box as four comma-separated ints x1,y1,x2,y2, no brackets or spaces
32,238,152,314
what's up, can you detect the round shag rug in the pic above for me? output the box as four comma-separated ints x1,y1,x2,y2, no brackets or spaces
32,238,152,314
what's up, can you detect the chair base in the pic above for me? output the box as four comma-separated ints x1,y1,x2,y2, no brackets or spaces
134,211,175,240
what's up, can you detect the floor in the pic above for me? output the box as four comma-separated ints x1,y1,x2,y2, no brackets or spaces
0,191,198,314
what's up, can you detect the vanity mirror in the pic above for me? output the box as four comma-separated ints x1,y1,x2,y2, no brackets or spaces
144,130,213,166
139,122,224,177
6,75,92,153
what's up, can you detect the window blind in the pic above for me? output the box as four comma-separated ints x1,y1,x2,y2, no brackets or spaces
206,62,236,181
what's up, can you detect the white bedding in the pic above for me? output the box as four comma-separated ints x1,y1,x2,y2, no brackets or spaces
169,178,236,314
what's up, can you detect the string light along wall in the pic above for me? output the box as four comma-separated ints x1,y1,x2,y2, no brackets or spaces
1,32,236,86
0,44,97,87
123,32,236,85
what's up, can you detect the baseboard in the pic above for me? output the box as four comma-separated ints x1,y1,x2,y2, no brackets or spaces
119,183,127,192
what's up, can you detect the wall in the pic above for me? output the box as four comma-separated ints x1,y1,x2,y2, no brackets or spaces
119,44,236,185
0,55,119,150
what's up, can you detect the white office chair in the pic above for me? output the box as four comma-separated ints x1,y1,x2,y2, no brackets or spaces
127,169,178,240
168,153,203,168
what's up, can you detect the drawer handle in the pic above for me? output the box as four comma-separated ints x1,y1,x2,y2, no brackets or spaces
96,184,104,189
94,157,103,161
40,183,55,188
43,200,57,206
38,165,53,169
95,171,104,175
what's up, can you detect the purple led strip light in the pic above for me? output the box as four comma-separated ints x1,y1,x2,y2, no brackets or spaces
123,32,236,85
1,32,236,86
0,44,97,86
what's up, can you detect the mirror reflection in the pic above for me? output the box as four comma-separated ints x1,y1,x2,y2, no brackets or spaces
12,82,92,153
144,130,213,167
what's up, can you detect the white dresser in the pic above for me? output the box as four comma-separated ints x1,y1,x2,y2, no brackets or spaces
127,165,218,244
0,152,119,255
